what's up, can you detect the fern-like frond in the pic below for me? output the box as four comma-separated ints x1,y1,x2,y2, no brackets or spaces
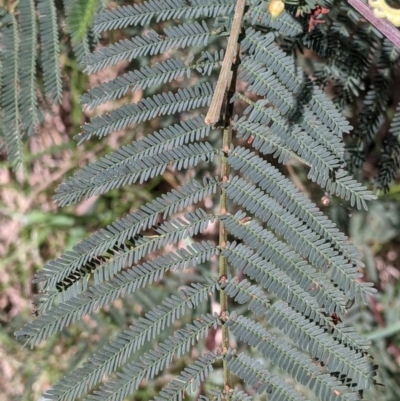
321,170,377,211
35,179,217,289
221,277,270,315
227,352,307,401
81,348,218,401
43,308,219,401
81,51,223,109
87,317,219,401
247,0,303,37
55,140,214,205
1,12,23,170
301,27,342,60
240,56,352,137
153,208,214,243
93,0,235,33
223,268,370,353
335,54,369,107
240,66,347,149
223,242,330,324
81,58,190,109
51,209,215,293
233,117,376,210
306,21,372,108
194,49,225,75
382,37,400,63
71,32,95,65
16,277,217,349
242,29,303,93
232,114,299,165
243,27,345,156
227,146,361,264
84,21,209,74
267,302,377,391
219,212,345,313
376,101,400,191
153,351,219,401
19,0,38,135
223,176,373,301
355,76,389,142
226,315,360,401
242,95,345,161
37,0,62,103
77,82,213,142
37,239,217,314
308,83,353,136
56,118,212,206
299,108,345,160
237,114,341,182
222,176,337,267
240,57,296,116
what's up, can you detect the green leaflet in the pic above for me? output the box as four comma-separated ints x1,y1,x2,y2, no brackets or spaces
37,0,62,103
1,12,23,170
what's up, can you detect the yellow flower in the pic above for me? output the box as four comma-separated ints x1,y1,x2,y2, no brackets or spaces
268,0,285,19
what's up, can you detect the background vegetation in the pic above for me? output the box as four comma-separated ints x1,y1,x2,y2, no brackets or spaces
1,0,400,400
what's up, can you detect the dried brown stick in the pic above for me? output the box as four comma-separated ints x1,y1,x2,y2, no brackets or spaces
204,0,246,126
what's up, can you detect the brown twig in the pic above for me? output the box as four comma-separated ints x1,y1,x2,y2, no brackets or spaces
204,0,246,125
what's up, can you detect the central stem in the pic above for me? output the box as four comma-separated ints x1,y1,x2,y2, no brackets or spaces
218,39,240,390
